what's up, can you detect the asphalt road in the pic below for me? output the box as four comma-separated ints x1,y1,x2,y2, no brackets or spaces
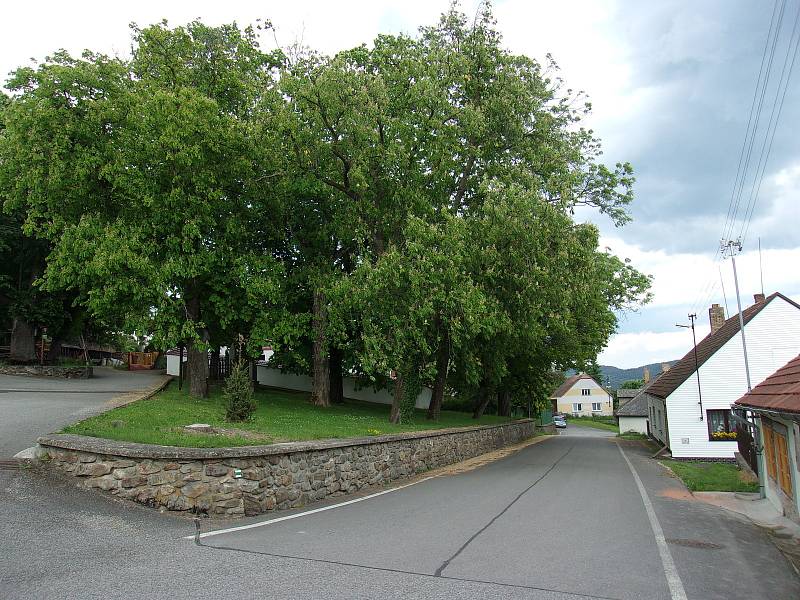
2,424,798,599
0,368,166,456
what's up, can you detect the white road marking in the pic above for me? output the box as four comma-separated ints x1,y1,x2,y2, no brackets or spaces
618,444,688,600
187,476,436,540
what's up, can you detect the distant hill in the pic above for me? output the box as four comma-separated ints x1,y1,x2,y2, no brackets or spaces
599,362,675,390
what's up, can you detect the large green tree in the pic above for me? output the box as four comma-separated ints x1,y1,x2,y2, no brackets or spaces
0,22,283,396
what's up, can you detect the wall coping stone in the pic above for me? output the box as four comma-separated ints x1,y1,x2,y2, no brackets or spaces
38,419,533,460
0,364,93,378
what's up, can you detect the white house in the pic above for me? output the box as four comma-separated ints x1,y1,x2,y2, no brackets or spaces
647,292,800,459
550,373,614,417
616,390,651,435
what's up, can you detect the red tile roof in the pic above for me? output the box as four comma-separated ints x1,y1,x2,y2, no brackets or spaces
645,292,800,400
734,354,800,414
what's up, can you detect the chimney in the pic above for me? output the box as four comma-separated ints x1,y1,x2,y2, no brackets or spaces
643,366,651,384
709,303,725,334
754,293,765,304
661,362,671,373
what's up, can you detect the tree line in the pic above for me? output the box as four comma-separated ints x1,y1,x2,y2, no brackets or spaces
0,5,651,422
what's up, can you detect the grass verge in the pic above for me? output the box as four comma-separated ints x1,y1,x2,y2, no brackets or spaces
617,431,649,440
62,382,513,447
569,417,620,433
660,460,759,493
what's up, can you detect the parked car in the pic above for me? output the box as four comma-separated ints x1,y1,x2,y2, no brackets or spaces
553,416,567,429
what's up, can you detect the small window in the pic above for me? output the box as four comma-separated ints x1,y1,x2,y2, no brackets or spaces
592,402,602,412
582,389,591,396
572,403,582,413
707,409,737,441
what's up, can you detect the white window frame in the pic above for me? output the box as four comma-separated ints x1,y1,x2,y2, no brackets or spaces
591,402,602,412
581,388,591,396
572,402,582,413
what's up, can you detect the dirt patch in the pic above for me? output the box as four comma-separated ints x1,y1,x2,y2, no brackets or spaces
176,426,273,444
658,487,695,501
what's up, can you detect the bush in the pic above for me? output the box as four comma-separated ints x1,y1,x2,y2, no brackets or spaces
224,362,256,422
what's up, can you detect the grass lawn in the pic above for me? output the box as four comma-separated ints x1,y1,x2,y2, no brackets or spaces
62,382,513,447
568,416,620,433
617,431,649,441
661,460,759,493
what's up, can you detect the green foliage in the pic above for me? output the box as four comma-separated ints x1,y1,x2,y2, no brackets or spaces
224,362,256,422
1,4,653,420
620,379,645,389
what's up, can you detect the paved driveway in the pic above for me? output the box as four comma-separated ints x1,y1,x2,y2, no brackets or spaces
0,368,167,456
3,424,797,599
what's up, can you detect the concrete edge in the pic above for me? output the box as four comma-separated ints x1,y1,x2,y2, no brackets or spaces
37,419,534,460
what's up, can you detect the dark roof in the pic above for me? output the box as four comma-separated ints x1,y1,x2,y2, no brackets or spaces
616,391,653,417
616,388,642,399
735,354,800,414
550,373,608,398
645,292,800,400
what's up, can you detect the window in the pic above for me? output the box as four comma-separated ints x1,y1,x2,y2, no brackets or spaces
581,389,591,396
707,410,737,441
592,402,602,412
572,403,582,413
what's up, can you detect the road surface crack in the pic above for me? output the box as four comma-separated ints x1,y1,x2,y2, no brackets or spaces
433,444,575,577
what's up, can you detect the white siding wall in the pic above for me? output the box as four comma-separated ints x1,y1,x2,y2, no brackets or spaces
648,396,668,446
618,416,648,435
667,297,800,459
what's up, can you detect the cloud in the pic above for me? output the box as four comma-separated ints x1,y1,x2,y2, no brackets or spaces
598,330,696,369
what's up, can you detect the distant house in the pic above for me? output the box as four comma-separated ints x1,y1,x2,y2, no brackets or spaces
734,354,800,523
646,292,800,459
550,374,613,417
616,391,653,435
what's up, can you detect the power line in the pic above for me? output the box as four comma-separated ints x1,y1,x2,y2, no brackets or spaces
740,0,800,245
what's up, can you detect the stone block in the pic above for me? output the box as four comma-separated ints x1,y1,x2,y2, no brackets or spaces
182,482,210,499
204,463,228,477
76,462,112,477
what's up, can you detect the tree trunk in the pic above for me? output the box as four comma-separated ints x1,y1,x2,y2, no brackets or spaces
46,337,62,364
390,373,404,424
329,346,344,404
186,341,209,398
497,389,511,417
427,334,449,420
472,385,492,419
184,289,208,398
9,318,36,362
311,288,330,407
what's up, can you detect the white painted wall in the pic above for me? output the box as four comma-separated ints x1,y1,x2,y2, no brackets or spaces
167,356,430,409
618,416,648,435
666,297,800,459
166,354,184,376
256,365,431,409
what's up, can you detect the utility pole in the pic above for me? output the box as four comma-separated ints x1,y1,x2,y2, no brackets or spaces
722,238,764,499
676,314,703,420
721,239,752,391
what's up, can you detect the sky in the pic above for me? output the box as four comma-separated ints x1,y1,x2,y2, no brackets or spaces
2,0,799,368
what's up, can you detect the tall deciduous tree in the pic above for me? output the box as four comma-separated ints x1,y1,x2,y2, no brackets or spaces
0,22,283,396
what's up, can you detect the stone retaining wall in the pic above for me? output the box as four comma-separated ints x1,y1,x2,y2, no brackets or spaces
38,420,534,517
0,364,93,378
